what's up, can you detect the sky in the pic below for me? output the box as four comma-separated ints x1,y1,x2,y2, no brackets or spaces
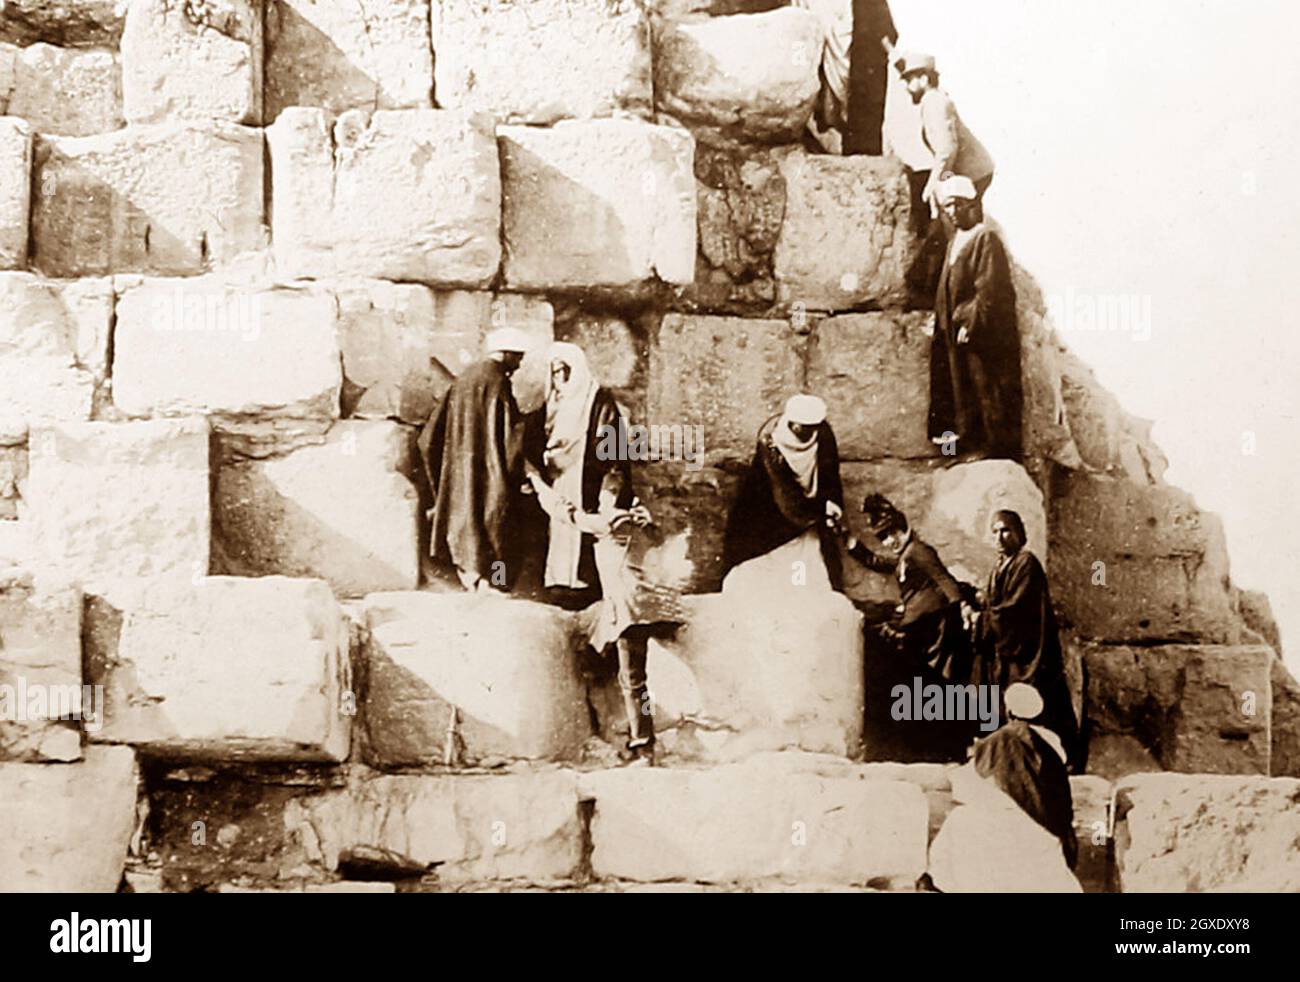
887,0,1300,671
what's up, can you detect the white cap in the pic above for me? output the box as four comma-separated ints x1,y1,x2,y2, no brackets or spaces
937,174,979,203
896,51,937,77
1004,683,1044,721
484,327,535,354
784,394,827,426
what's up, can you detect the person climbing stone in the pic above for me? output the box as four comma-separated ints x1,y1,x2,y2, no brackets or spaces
417,327,536,593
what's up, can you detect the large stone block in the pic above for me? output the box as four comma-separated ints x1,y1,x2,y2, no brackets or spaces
646,313,803,466
31,121,264,276
0,570,83,762
0,430,26,520
214,421,419,595
774,152,915,311
0,272,113,423
268,108,500,286
641,591,863,761
265,0,433,119
121,0,263,125
1115,773,1300,892
0,117,30,268
26,418,210,592
580,757,928,885
1271,656,1300,778
654,8,820,141
287,768,583,883
1082,644,1273,778
632,465,740,594
0,42,122,135
806,312,932,460
360,592,590,767
0,1,124,48
88,576,351,761
0,745,138,891
1048,469,1238,643
499,120,696,290
432,0,651,125
113,278,340,419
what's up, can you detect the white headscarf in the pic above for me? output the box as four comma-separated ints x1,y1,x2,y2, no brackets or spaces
770,396,825,498
542,342,599,588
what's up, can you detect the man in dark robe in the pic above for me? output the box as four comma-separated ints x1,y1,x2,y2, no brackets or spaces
845,0,897,155
927,175,1022,459
970,510,1079,767
417,328,535,592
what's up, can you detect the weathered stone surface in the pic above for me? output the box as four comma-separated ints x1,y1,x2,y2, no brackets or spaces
0,1,124,48
1012,265,1083,470
26,418,210,592
654,9,820,141
1048,469,1239,643
774,152,915,311
0,570,82,762
1058,350,1164,484
1083,644,1273,778
360,592,589,767
581,757,927,885
807,312,932,460
214,422,419,595
0,117,30,268
1071,774,1114,893
0,42,121,135
0,745,138,891
288,768,583,882
113,278,339,420
432,0,651,125
641,591,863,760
1115,773,1300,891
268,108,500,286
499,120,696,290
89,576,351,761
121,0,263,125
31,121,264,276
265,0,433,119
646,313,803,466
630,465,739,594
0,272,113,423
0,437,25,521
1271,656,1300,778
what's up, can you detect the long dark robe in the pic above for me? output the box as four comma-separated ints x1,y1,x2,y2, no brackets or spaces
845,0,897,155
929,224,1023,458
978,548,1079,766
417,359,526,585
973,719,1078,867
722,416,845,590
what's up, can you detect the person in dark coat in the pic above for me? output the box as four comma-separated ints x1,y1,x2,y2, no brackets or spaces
417,328,535,592
971,510,1079,767
926,175,1022,459
722,395,846,593
845,0,897,155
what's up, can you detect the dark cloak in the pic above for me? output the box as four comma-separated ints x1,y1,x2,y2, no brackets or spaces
722,415,845,590
973,719,1078,868
845,0,897,155
929,224,1023,458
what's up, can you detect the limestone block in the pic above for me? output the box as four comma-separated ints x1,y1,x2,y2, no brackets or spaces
121,0,263,125
1115,773,1300,892
1013,266,1082,469
0,117,30,268
1271,656,1300,778
265,0,433,119
0,745,138,891
288,769,583,882
645,313,804,466
628,465,739,594
26,418,210,592
645,591,863,760
581,758,927,885
654,9,821,141
0,438,25,520
31,121,264,276
0,272,113,423
929,804,1081,893
499,120,696,290
113,279,340,419
0,42,122,135
774,152,915,311
268,108,500,286
1071,774,1113,893
806,312,932,460
1048,470,1238,643
0,1,124,48
431,0,651,125
1082,644,1273,778
359,592,590,767
0,571,83,762
214,421,419,596
88,576,351,761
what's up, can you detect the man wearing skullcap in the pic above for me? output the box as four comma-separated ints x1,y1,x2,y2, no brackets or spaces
417,327,537,592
